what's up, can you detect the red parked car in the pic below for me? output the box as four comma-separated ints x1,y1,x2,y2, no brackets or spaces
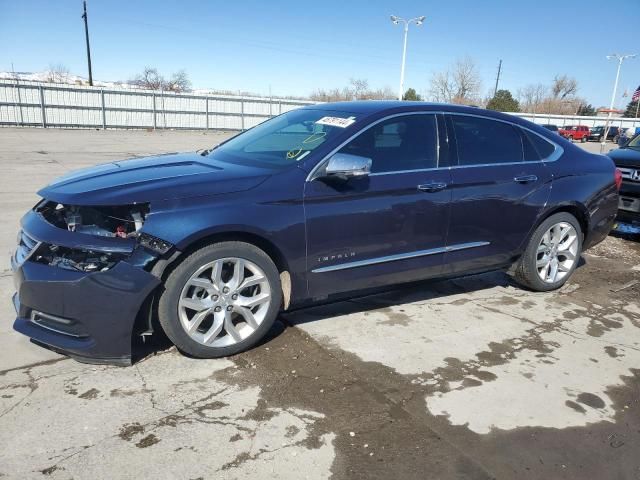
559,125,590,142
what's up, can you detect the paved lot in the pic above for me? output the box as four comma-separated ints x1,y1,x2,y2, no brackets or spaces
0,128,639,479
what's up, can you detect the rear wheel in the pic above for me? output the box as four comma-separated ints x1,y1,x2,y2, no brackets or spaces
158,241,282,358
514,212,582,291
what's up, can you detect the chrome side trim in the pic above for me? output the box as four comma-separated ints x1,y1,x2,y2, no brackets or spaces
311,241,490,273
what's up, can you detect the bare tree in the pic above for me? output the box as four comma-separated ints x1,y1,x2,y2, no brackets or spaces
517,84,548,113
517,75,581,114
429,70,456,103
349,78,369,100
164,69,191,93
551,74,578,100
130,67,191,92
428,57,481,104
309,80,395,102
46,63,70,84
131,67,164,90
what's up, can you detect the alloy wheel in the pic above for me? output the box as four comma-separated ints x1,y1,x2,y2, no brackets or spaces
536,222,578,284
178,257,272,347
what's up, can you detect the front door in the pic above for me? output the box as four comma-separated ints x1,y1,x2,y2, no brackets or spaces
303,113,451,298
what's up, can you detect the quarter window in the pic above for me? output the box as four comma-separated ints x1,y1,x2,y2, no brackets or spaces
521,129,556,161
338,115,437,173
451,116,523,165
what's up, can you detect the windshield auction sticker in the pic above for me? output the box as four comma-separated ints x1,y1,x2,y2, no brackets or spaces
315,116,356,128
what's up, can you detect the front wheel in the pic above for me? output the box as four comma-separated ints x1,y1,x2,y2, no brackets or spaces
158,241,282,358
580,135,587,143
513,212,582,291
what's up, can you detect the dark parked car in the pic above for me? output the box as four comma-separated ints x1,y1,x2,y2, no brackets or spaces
11,102,620,365
588,126,619,142
541,124,559,134
607,133,640,224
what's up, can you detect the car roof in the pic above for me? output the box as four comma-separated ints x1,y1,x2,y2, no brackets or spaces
300,100,531,123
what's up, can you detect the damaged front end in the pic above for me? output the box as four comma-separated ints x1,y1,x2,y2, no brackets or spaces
30,201,172,272
11,200,172,365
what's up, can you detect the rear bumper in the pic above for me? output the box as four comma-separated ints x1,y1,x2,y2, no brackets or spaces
11,213,161,365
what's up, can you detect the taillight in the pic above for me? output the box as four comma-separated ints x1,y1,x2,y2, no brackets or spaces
614,168,622,190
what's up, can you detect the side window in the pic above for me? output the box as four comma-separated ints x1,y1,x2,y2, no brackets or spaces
521,129,556,161
338,115,437,173
451,116,523,165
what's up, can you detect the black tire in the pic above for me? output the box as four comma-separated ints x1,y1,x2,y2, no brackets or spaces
513,212,583,292
158,241,282,358
580,136,587,143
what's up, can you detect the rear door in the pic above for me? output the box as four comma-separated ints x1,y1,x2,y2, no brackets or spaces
443,114,555,275
304,113,451,298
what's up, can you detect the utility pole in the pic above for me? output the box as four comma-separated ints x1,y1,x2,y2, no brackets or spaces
493,59,502,97
82,0,93,86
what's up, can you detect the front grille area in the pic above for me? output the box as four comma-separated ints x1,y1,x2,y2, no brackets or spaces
618,167,640,182
14,230,40,266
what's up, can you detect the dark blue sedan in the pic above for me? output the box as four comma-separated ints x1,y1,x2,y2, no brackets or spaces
11,102,620,364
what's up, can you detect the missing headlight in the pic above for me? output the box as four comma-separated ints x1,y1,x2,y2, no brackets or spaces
36,202,149,238
32,244,127,272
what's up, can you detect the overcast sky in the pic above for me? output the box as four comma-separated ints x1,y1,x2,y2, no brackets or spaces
1,0,638,107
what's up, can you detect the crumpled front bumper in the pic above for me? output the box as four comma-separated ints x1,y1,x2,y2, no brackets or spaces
11,210,161,366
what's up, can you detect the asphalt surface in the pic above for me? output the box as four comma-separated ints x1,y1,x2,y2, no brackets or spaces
0,128,638,479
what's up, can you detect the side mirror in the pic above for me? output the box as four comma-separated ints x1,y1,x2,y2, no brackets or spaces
324,153,372,179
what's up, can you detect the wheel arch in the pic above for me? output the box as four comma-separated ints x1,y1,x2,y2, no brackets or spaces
132,230,295,344
532,203,590,242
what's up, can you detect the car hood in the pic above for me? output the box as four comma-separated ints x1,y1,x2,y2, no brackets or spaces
607,147,640,168
38,152,272,205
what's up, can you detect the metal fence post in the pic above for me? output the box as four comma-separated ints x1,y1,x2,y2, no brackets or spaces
240,98,245,131
278,101,282,115
100,89,106,130
14,83,24,126
205,97,209,130
152,93,157,130
39,86,46,128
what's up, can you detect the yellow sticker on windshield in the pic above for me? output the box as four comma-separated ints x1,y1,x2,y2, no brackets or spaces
315,116,356,128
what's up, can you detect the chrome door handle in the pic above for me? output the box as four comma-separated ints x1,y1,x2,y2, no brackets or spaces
514,175,538,184
417,182,447,192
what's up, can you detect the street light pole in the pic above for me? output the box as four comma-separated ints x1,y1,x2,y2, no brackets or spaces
82,0,94,86
390,15,425,101
602,53,636,152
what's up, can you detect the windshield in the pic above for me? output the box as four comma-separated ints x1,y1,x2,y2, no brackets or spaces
209,109,357,168
592,126,603,132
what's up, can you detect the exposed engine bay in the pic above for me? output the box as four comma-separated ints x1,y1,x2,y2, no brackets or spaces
31,201,151,272
36,201,148,238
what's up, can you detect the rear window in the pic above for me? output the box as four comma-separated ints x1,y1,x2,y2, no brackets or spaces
451,115,523,165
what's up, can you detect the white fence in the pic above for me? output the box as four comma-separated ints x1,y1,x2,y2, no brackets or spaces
0,80,315,131
1,79,639,132
508,112,640,130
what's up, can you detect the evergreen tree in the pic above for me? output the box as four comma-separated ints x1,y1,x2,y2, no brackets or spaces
577,104,596,116
623,100,640,118
486,89,520,112
402,88,422,101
